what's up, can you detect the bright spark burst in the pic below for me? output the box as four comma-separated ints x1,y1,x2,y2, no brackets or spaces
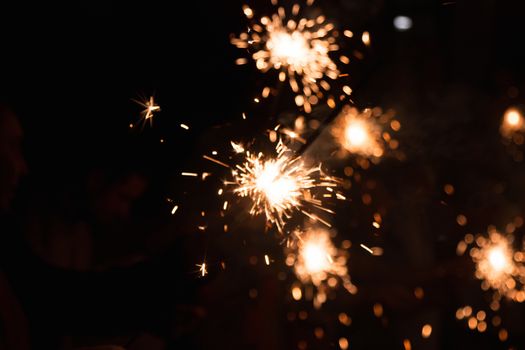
133,96,161,128
288,227,356,307
231,3,345,113
196,262,208,277
462,230,525,301
230,140,337,233
332,106,385,159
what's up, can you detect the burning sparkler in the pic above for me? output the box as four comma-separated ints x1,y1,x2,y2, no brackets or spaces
332,106,390,160
229,140,339,233
459,229,525,301
231,2,347,113
500,107,525,138
287,227,356,307
133,96,161,128
499,107,525,161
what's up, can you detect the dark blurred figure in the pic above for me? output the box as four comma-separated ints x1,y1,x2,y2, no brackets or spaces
24,166,148,271
0,102,202,349
0,103,27,212
0,103,30,349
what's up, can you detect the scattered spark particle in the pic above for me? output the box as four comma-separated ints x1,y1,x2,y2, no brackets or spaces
338,313,352,326
265,254,270,265
444,184,455,195
336,193,347,200
339,337,349,350
421,324,432,338
181,172,199,177
203,155,230,168
231,141,245,154
456,214,467,226
362,31,371,46
180,124,190,130
292,286,302,300
373,303,383,317
343,30,353,38
414,287,424,299
242,4,253,18
360,243,374,254
171,205,179,215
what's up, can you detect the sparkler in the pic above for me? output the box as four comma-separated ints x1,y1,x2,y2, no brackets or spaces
501,107,524,138
459,230,525,301
231,2,347,113
332,106,393,160
287,227,356,307
229,140,339,233
196,262,208,277
133,96,161,128
499,107,525,161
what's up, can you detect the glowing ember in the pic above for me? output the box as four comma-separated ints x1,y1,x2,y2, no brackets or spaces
230,140,337,233
231,3,346,112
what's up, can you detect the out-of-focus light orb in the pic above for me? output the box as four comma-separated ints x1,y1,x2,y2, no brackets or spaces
393,16,413,31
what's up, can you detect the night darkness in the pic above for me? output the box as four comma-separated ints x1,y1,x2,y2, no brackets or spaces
2,0,525,349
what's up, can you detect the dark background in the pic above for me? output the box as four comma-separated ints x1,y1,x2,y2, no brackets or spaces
2,0,525,349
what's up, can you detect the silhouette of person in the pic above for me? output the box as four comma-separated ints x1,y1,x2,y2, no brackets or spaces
0,101,203,350
0,102,30,349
